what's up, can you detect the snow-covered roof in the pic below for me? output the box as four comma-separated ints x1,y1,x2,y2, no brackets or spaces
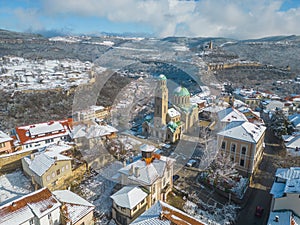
15,119,71,145
218,121,266,143
0,131,12,144
119,156,174,186
288,113,300,128
217,107,248,123
110,186,147,209
203,105,226,113
0,188,61,224
267,210,300,225
130,201,207,225
24,152,71,176
285,135,300,150
167,108,180,118
271,167,300,198
140,144,156,153
265,100,284,111
72,124,118,139
53,190,94,224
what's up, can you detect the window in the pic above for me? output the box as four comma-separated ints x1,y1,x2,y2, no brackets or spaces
152,184,156,193
133,205,137,212
66,164,69,170
231,157,234,162
62,166,65,172
221,141,226,149
48,214,52,219
29,219,34,225
56,169,60,175
141,199,145,205
231,143,236,152
241,146,247,155
52,172,55,178
46,175,50,181
0,143,5,148
240,159,245,167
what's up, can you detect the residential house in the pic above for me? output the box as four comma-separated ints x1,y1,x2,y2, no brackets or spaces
217,107,248,129
72,123,117,169
217,121,266,176
73,105,110,122
110,186,148,225
0,130,13,154
236,105,264,125
111,144,175,224
0,188,95,225
282,134,300,156
267,211,300,225
270,167,300,216
0,188,61,225
288,113,300,131
53,190,95,225
13,119,72,151
22,150,73,191
265,100,287,116
130,200,208,225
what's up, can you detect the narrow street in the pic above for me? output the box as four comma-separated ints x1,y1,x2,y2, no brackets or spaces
236,126,285,225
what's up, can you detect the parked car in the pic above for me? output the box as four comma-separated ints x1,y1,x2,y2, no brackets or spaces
255,206,264,217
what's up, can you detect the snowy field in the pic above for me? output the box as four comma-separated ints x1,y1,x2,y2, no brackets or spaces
0,169,33,205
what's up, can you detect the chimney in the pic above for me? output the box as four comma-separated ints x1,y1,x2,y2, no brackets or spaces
275,215,279,222
134,167,140,178
129,165,134,176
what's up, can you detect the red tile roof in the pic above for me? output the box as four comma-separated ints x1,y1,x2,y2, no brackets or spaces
15,119,72,144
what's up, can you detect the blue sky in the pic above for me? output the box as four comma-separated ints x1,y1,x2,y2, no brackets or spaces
1,0,300,39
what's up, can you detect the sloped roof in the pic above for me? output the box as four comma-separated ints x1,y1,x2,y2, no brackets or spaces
271,167,300,198
0,188,61,224
119,156,174,186
0,131,12,143
110,186,148,209
285,135,300,149
288,114,300,128
53,190,95,224
218,121,266,143
217,107,248,123
15,119,71,145
24,152,71,176
130,201,207,225
72,124,118,139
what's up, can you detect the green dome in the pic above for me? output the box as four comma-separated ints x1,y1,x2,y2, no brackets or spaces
159,74,167,80
174,86,190,97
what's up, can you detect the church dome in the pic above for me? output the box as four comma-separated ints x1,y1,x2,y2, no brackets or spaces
174,86,190,97
159,74,167,80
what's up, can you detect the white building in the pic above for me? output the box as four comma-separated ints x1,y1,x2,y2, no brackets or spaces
0,188,61,225
14,119,72,151
270,167,300,216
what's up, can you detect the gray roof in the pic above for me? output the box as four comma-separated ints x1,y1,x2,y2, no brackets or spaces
218,121,266,143
119,156,173,186
24,152,71,176
110,186,147,209
217,107,248,123
0,131,12,143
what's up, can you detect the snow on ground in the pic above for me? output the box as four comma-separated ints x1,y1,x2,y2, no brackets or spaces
183,200,239,225
0,170,33,205
79,163,122,224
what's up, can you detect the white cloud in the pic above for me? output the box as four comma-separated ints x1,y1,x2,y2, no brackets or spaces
19,0,300,38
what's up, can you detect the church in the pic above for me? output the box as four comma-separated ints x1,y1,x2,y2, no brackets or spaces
142,74,198,143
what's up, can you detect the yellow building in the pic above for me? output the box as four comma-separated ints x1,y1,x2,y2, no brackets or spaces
217,121,266,177
22,151,73,191
0,131,13,154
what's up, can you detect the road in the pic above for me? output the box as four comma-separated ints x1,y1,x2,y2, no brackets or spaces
236,126,285,225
